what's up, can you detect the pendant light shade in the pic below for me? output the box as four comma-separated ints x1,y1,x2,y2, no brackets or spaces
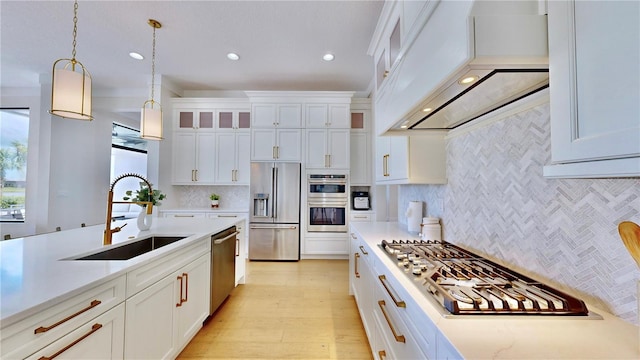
50,0,93,121
141,100,163,140
141,19,163,140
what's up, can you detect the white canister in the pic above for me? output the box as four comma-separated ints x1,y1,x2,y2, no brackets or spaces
421,217,441,241
405,201,423,233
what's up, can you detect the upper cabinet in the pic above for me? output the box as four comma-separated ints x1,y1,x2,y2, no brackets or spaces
305,104,350,128
544,0,640,178
216,110,251,131
175,110,215,131
375,133,446,185
252,104,302,128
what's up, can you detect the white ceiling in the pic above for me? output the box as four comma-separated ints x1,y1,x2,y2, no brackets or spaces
1,0,384,97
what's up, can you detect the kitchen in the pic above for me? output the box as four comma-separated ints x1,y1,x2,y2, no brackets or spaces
1,0,639,359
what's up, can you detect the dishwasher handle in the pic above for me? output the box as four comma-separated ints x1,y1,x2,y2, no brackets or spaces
213,231,240,245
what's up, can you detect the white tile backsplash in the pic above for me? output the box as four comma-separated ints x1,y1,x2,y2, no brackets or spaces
399,102,640,324
174,185,249,210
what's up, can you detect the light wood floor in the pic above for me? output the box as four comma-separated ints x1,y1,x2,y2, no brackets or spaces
177,259,373,360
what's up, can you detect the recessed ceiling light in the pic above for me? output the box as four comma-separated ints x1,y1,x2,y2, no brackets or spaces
227,53,240,61
322,53,335,61
458,75,479,85
422,107,433,112
129,52,144,60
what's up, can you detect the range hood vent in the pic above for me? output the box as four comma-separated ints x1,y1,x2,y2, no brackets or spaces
409,69,549,130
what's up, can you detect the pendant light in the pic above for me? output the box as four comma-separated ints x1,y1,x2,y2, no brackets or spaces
50,0,93,120
141,19,163,140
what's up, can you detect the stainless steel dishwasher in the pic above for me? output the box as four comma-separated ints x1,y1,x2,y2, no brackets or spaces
210,226,238,315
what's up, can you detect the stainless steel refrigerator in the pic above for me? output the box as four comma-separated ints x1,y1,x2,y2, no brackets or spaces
249,162,301,260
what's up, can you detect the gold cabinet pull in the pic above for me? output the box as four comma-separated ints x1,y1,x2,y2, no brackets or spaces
354,253,361,278
276,146,280,159
38,323,103,360
378,300,405,343
176,275,184,307
378,275,406,308
273,146,277,159
183,272,189,303
174,214,195,218
195,169,198,181
218,215,238,218
350,232,357,239
34,300,101,334
378,350,387,360
359,245,368,255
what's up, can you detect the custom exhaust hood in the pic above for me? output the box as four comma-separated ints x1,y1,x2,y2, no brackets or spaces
386,1,549,132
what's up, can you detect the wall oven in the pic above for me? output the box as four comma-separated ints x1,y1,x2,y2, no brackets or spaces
307,174,348,232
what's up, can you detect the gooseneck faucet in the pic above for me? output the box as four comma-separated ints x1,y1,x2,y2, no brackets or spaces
104,173,154,245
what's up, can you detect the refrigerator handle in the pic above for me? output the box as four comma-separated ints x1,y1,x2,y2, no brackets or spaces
272,165,278,219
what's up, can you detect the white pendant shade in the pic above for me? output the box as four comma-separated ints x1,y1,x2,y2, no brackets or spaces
50,65,93,120
141,101,163,140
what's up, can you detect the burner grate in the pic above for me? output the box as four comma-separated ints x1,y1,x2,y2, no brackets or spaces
380,239,589,316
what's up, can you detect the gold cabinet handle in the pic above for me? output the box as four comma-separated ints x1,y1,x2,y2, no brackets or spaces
38,323,103,360
378,350,387,360
218,215,238,218
350,233,357,239
191,169,195,182
276,146,280,159
383,154,390,177
354,252,361,278
378,275,406,308
174,214,195,218
273,146,277,159
378,300,406,343
195,169,198,181
183,272,189,303
34,300,101,334
383,70,389,78
176,275,184,307
359,245,368,255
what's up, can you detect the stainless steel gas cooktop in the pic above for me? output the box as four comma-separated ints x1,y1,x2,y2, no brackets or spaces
380,239,592,316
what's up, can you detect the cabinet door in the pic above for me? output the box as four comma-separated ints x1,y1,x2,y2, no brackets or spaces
327,129,350,169
173,132,197,184
306,104,328,128
176,254,210,350
276,129,302,161
546,0,640,177
277,104,302,127
235,132,251,184
350,132,370,185
388,136,409,181
328,104,350,128
215,133,236,184
195,133,216,184
305,129,327,168
251,128,276,160
176,111,214,130
251,104,277,128
124,276,177,360
27,304,125,360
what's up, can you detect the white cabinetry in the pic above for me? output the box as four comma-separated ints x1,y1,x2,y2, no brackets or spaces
1,277,126,359
26,304,125,360
305,129,349,169
304,232,348,256
349,232,375,342
251,103,302,128
544,0,640,178
251,128,302,161
375,134,446,184
124,240,211,359
305,103,350,128
173,132,216,184
215,132,250,184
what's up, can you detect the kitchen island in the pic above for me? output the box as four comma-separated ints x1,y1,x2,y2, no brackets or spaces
1,216,241,359
350,222,639,359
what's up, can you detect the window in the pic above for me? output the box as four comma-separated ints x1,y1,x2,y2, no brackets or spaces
0,108,29,222
111,123,148,201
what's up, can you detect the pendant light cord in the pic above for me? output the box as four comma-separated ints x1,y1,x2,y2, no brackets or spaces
71,0,78,65
150,23,157,102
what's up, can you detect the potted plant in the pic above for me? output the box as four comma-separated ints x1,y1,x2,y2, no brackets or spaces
123,182,166,231
210,193,220,208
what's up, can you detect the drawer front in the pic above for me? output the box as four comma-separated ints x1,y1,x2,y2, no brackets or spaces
126,238,210,298
1,276,126,359
350,213,372,222
26,303,125,360
162,212,206,218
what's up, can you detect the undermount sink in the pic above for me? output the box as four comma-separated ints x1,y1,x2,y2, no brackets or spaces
73,236,187,260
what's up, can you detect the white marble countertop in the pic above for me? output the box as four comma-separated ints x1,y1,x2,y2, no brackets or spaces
0,217,241,328
351,222,640,359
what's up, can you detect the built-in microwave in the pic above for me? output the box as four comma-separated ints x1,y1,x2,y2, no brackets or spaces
307,200,348,232
307,174,347,200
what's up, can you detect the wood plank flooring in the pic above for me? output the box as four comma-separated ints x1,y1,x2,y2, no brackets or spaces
177,259,373,359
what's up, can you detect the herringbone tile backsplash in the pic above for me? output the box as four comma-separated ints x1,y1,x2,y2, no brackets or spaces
399,102,640,324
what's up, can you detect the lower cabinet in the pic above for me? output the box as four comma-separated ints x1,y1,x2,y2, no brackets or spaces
124,253,211,359
349,227,461,360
